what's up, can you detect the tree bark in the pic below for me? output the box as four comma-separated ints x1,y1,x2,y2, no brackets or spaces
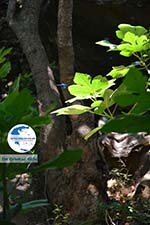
7,0,66,161
57,0,74,100
7,1,67,224
46,112,109,224
45,1,109,224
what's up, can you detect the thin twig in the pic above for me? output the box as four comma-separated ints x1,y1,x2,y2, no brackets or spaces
105,209,116,225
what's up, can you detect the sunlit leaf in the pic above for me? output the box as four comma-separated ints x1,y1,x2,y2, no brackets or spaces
107,66,130,78
68,84,93,98
73,72,91,85
51,105,91,115
123,32,137,44
91,100,102,108
96,40,117,50
68,73,92,97
116,24,147,39
84,126,101,140
69,73,115,100
91,75,115,96
93,89,114,115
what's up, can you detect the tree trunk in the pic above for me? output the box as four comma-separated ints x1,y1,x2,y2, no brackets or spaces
7,1,109,224
46,1,109,224
7,0,66,161
46,112,109,224
57,0,74,100
7,1,66,223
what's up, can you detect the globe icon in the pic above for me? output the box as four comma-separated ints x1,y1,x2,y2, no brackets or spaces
7,124,36,153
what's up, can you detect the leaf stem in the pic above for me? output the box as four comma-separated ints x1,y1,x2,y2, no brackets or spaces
107,107,114,119
127,103,137,114
112,104,117,116
103,110,113,119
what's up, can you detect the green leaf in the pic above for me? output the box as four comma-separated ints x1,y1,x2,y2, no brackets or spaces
21,199,49,213
124,33,149,52
114,67,147,107
30,149,83,172
68,72,115,100
9,200,49,215
91,100,102,108
101,89,114,108
51,105,91,115
0,47,12,58
102,115,150,133
0,89,35,132
114,93,139,107
0,91,18,132
116,24,147,39
107,66,130,78
123,68,147,92
137,35,150,47
91,75,115,96
73,72,91,85
93,89,114,115
117,43,133,57
68,84,93,98
120,50,133,57
97,25,150,57
21,115,51,127
0,57,5,64
116,29,150,56
68,73,93,98
4,89,34,118
123,32,137,44
8,75,21,93
0,62,11,79
130,92,150,114
117,43,134,54
84,126,101,140
0,47,12,64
